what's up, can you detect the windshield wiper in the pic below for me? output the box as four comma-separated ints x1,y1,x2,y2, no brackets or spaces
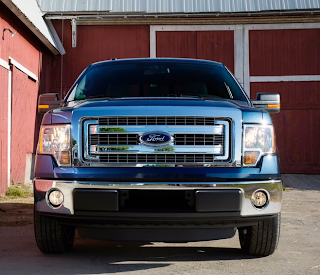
67,95,112,103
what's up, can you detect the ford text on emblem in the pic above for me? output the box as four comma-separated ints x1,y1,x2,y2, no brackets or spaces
140,131,173,147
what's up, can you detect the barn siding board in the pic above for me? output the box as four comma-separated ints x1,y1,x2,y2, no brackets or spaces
251,82,320,174
0,67,9,194
52,22,150,96
249,29,320,76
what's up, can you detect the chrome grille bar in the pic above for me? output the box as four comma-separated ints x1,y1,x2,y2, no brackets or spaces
90,145,223,154
89,134,223,146
99,154,215,163
98,117,215,125
90,125,224,135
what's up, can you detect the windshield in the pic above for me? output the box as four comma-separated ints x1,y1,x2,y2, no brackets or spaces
66,60,248,102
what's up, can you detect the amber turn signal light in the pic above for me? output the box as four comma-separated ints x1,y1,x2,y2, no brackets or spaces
267,104,280,108
38,104,49,109
244,151,260,165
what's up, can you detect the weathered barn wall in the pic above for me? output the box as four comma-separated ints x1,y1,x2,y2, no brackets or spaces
51,21,150,97
0,1,54,194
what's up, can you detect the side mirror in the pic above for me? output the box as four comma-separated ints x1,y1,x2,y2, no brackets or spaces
38,93,61,114
251,93,280,113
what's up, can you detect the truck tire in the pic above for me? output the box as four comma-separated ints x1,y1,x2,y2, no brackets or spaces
238,213,280,256
34,210,75,254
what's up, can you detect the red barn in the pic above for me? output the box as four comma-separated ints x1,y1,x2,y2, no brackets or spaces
1,0,320,195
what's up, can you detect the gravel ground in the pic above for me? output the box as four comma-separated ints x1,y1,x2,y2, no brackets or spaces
0,175,319,275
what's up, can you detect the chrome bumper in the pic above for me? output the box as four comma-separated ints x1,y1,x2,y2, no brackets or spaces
34,179,282,217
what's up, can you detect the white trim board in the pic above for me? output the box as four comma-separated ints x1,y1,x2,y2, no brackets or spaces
0,58,11,187
243,26,250,96
0,58,10,70
244,23,320,31
151,25,237,32
7,69,12,187
234,25,244,86
250,75,320,82
9,57,38,81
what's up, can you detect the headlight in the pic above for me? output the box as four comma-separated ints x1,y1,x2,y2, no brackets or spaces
243,125,275,166
38,125,71,166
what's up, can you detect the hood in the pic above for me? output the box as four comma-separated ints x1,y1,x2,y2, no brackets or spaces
43,98,269,125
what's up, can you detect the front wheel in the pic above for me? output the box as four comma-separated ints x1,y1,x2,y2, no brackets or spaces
238,213,280,256
34,210,75,254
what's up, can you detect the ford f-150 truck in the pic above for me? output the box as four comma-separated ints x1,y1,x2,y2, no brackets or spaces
34,58,282,256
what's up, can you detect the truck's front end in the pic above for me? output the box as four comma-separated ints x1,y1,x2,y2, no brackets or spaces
34,59,282,256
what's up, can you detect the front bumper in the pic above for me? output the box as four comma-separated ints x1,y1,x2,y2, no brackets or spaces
34,179,282,218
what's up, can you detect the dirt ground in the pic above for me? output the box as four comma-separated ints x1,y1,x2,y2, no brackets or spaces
0,176,319,275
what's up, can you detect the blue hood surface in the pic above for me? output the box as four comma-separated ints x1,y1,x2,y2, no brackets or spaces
46,98,269,124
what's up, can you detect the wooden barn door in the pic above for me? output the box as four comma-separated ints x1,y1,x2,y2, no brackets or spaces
248,28,320,174
11,66,38,184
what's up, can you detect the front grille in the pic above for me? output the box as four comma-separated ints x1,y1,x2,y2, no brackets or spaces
82,116,230,165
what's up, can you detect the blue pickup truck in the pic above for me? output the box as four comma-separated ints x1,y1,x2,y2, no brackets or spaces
34,58,282,256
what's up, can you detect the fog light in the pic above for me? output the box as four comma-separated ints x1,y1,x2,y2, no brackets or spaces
48,189,64,207
251,190,268,209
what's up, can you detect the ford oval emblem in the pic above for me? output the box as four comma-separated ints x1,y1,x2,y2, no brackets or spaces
139,131,173,147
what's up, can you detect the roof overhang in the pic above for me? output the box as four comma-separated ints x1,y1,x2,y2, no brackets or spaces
1,0,65,55
44,10,320,26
